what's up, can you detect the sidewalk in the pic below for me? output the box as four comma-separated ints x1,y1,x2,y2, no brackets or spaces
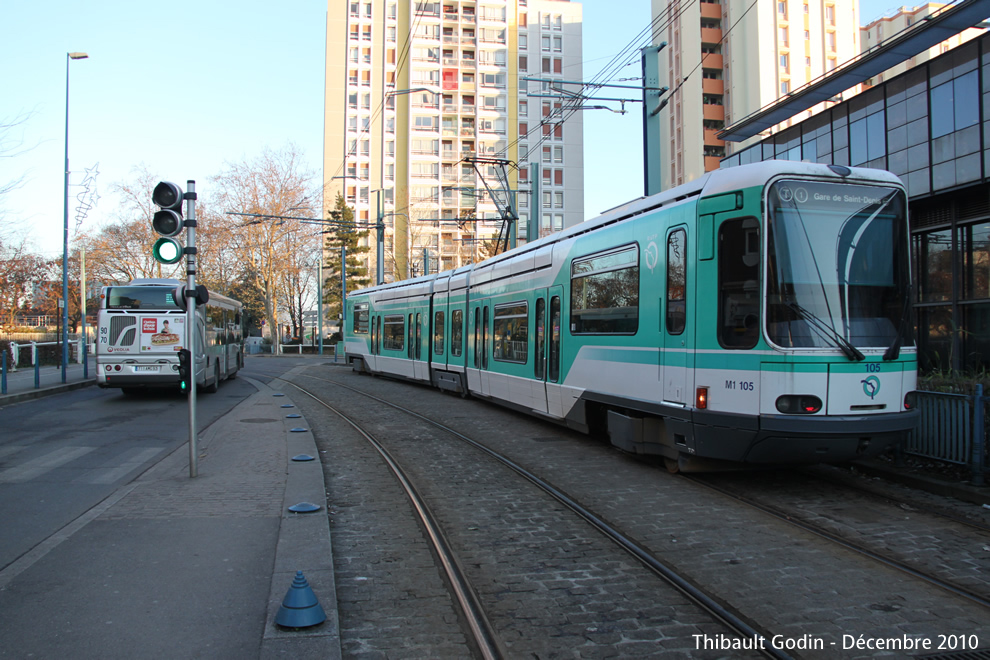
0,361,96,406
0,370,341,659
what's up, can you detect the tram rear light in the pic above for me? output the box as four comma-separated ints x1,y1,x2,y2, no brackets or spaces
776,395,822,414
904,391,918,410
696,387,708,410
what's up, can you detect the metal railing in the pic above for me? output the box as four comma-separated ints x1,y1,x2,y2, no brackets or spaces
905,386,986,486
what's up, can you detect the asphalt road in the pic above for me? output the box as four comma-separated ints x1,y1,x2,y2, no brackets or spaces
0,356,308,574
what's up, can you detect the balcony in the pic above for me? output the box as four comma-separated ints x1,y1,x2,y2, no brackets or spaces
701,28,722,44
704,129,725,147
700,2,721,19
702,54,723,69
702,78,724,95
704,156,722,172
703,104,725,121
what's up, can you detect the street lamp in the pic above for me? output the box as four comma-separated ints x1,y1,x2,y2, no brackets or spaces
62,51,88,383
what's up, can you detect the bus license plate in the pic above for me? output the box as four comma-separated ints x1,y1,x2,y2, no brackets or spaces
133,366,160,373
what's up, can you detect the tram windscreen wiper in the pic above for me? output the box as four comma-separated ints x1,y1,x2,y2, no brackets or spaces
786,301,865,361
883,293,911,361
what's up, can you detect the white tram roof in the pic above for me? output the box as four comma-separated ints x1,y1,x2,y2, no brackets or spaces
348,161,903,298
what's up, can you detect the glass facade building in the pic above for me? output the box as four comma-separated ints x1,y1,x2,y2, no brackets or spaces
722,34,990,372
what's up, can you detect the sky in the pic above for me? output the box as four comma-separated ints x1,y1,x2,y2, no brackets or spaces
2,0,907,258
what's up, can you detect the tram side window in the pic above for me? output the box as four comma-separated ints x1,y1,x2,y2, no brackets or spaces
353,303,369,334
383,314,405,351
570,244,639,334
493,302,528,363
416,312,422,359
434,311,444,355
408,314,414,359
474,307,481,367
718,218,760,349
451,309,463,357
535,298,546,379
549,296,561,382
482,306,490,369
666,230,687,335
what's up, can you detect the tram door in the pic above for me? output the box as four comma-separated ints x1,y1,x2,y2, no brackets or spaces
533,286,563,416
479,302,491,396
663,227,690,404
367,313,379,371
467,298,491,396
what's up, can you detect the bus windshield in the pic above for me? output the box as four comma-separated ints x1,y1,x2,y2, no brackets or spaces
766,180,910,352
106,286,182,310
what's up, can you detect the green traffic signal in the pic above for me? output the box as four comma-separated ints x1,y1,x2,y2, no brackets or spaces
177,348,192,392
153,237,183,264
152,181,185,262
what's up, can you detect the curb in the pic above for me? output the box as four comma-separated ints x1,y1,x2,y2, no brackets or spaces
0,378,97,407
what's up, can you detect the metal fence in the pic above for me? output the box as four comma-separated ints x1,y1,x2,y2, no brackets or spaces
905,386,986,486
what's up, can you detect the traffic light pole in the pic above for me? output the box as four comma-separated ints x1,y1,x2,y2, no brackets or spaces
185,180,199,478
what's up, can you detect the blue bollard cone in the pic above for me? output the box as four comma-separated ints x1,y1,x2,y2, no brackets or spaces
275,570,327,629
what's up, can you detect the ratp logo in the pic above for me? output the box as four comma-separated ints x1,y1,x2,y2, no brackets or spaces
861,375,881,399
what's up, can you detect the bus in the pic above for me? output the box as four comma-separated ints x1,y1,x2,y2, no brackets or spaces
95,278,244,394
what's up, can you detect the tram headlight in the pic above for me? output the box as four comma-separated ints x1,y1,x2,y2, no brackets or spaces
776,395,822,414
904,391,918,410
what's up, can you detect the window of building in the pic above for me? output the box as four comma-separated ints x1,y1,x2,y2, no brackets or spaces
930,70,979,139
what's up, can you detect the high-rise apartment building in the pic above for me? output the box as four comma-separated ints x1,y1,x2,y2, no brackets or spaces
650,0,859,190
324,0,583,283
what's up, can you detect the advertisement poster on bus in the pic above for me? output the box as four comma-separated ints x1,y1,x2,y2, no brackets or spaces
140,316,185,352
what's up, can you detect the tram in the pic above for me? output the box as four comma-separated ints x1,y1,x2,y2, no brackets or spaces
344,161,918,471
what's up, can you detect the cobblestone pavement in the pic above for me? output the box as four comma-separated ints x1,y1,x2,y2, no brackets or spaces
291,366,990,659
694,468,990,603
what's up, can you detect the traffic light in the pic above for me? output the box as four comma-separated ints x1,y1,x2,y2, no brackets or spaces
177,348,192,392
152,181,185,264
171,284,210,311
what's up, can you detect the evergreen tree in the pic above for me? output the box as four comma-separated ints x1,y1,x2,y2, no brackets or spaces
323,194,371,321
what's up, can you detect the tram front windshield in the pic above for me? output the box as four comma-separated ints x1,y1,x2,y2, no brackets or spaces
766,180,910,351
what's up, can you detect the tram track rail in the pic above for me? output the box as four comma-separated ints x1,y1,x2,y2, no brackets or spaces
287,374,791,660
685,474,990,613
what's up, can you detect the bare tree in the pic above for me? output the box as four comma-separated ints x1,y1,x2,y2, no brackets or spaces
0,236,47,329
76,165,183,285
210,145,318,349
